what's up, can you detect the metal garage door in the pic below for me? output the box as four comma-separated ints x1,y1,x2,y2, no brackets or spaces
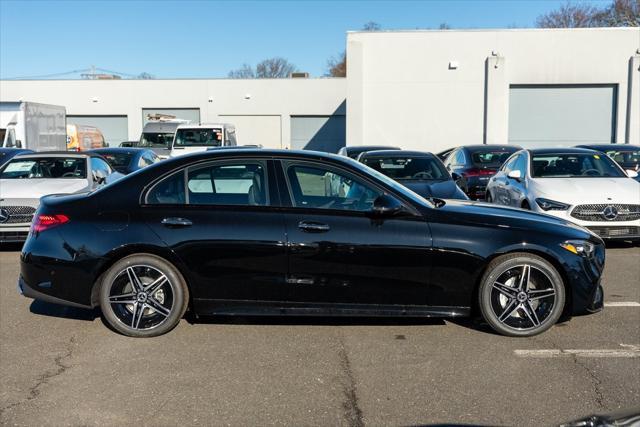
508,85,616,147
142,108,200,125
66,115,128,147
290,115,346,153
219,115,281,148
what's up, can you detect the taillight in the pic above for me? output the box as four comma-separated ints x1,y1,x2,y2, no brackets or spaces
31,214,69,233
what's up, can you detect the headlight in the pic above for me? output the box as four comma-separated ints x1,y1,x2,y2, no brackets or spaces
560,240,595,257
536,198,570,211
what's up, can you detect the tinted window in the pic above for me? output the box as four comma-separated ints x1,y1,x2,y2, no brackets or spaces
140,132,174,149
451,150,465,165
1,157,87,179
147,171,186,204
286,163,382,212
101,152,133,169
187,161,267,206
531,153,625,178
605,149,640,165
363,156,448,180
174,128,223,147
501,155,518,174
469,149,516,168
513,155,527,175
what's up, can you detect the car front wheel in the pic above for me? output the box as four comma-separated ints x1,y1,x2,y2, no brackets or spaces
99,254,189,337
478,253,565,337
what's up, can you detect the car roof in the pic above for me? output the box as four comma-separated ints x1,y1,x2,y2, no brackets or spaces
527,147,600,154
176,123,234,130
88,148,147,154
576,144,640,151
142,121,184,132
360,150,436,158
345,145,400,151
461,144,522,151
13,151,91,158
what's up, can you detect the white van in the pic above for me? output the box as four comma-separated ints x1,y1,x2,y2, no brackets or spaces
169,123,237,158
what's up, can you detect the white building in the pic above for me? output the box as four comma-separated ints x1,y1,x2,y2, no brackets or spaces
0,78,346,150
1,27,638,153
347,27,640,152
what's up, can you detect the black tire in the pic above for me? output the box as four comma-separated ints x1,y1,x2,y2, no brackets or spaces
99,254,189,337
486,191,493,203
521,200,531,210
478,253,565,337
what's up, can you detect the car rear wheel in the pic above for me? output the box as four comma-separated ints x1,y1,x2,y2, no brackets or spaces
478,253,565,337
99,254,189,337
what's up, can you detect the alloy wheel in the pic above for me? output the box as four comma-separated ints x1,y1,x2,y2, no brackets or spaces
490,264,557,331
108,265,175,331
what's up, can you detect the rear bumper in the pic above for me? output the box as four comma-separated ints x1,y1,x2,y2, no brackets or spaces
18,275,92,309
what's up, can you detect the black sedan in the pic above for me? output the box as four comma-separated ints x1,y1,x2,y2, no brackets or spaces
576,144,640,182
19,149,604,337
357,150,468,200
87,147,161,174
442,144,522,200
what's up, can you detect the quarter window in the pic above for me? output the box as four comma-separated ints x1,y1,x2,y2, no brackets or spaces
286,163,382,212
187,161,267,206
146,171,186,205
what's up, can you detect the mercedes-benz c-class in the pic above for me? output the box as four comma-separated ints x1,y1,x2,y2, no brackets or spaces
19,149,605,337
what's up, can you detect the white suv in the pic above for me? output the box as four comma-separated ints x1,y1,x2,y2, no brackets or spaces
169,123,237,158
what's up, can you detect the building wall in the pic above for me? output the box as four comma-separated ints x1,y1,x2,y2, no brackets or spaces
347,28,640,153
0,78,346,149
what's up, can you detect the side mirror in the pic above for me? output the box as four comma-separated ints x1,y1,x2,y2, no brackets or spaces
507,170,522,180
451,172,461,182
371,194,404,217
93,169,107,184
626,170,638,178
15,140,22,148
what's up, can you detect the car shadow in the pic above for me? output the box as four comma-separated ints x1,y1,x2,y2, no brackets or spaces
185,312,447,327
29,300,100,321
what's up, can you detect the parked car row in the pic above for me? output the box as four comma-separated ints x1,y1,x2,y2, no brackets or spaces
342,143,639,243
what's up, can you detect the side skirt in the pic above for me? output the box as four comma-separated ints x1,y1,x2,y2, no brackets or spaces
193,299,471,318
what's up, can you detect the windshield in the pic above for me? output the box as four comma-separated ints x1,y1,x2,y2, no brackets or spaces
604,149,640,166
139,132,174,149
470,149,517,168
174,128,223,147
531,153,626,178
0,157,87,179
363,156,449,180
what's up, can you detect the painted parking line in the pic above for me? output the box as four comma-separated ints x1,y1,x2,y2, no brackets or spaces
515,345,640,358
604,302,640,307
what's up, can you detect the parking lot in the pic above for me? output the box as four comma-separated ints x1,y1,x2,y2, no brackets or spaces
0,244,637,426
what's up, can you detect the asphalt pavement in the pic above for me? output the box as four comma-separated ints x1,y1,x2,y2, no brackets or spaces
1,245,638,426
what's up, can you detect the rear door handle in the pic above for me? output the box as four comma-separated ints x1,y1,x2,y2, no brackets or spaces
161,217,193,227
298,221,330,233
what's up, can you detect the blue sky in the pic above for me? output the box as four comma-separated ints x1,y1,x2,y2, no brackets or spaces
0,0,608,79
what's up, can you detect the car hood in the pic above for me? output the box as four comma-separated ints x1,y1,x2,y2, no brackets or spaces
0,179,89,199
532,178,640,205
431,199,596,239
401,180,462,199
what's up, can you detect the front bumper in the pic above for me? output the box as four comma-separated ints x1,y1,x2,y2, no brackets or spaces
533,209,640,240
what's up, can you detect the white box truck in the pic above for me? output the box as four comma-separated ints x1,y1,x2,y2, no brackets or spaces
0,102,67,151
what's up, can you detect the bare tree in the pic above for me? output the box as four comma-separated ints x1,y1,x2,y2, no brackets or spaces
228,58,296,78
255,57,297,78
325,22,381,77
228,64,255,78
326,51,347,78
537,0,639,27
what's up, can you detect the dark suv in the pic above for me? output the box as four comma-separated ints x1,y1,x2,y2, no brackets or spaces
443,145,522,200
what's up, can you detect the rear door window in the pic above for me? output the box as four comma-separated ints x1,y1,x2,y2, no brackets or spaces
187,161,268,206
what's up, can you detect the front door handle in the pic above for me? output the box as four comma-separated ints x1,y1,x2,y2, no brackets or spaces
298,221,330,233
161,217,193,227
